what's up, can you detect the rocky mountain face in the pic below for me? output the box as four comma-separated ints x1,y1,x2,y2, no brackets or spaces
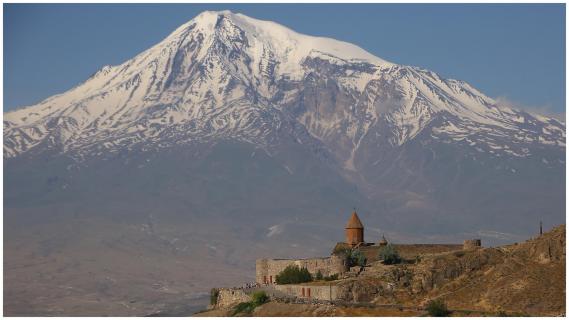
3,10,565,316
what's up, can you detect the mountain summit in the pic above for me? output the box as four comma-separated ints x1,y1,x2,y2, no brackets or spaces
4,10,566,240
3,11,565,316
4,11,391,160
4,11,564,165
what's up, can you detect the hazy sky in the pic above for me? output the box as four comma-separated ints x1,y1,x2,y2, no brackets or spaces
4,4,566,114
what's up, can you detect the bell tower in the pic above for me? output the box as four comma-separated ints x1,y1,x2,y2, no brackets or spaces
345,211,364,247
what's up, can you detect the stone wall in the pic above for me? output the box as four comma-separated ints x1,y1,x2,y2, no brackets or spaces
463,239,482,250
357,243,463,262
256,255,347,284
275,283,339,301
394,244,464,259
212,288,251,309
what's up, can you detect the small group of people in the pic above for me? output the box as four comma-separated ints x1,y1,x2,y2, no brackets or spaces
233,282,260,290
244,282,259,289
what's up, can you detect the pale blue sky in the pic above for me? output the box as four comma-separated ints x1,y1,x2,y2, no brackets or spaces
4,4,566,114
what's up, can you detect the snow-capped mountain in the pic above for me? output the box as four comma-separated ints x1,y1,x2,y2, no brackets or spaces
4,10,565,239
4,11,388,159
4,10,564,167
4,12,565,315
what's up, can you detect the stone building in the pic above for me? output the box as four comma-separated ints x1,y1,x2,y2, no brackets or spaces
255,210,477,285
256,212,372,284
345,211,364,247
275,283,338,300
256,255,346,285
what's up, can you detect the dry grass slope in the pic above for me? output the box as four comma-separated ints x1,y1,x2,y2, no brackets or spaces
422,224,565,315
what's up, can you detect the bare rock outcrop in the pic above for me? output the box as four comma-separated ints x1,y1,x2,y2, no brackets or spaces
410,248,505,293
336,278,384,303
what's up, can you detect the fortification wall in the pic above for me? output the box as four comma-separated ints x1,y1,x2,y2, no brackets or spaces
256,255,346,284
212,288,251,309
394,244,463,259
463,239,482,250
275,283,338,301
358,243,463,262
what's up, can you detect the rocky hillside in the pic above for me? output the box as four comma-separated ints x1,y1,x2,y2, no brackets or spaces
419,224,565,315
336,224,566,316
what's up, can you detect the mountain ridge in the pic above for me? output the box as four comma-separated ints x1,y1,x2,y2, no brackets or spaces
4,11,565,167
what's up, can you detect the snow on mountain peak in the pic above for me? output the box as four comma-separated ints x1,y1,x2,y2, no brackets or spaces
178,10,394,75
228,11,392,64
3,11,565,162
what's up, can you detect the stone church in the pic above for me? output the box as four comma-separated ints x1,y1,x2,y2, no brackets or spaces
255,210,478,285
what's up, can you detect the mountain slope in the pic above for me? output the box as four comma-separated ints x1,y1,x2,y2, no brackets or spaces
3,10,565,316
4,10,564,164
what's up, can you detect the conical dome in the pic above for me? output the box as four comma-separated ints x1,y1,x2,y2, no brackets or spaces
345,211,364,229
